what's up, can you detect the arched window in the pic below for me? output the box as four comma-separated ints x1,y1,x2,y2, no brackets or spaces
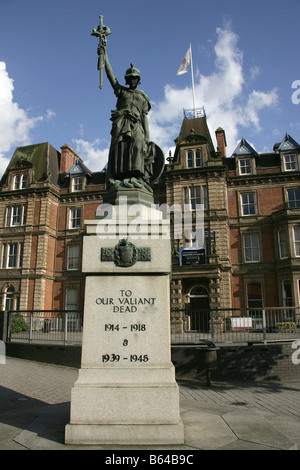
21,174,27,189
188,285,209,332
13,175,20,190
4,286,19,311
195,150,202,167
189,285,208,297
187,151,193,168
186,149,202,168
13,174,27,190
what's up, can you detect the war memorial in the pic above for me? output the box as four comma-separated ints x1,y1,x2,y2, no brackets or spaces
65,15,184,445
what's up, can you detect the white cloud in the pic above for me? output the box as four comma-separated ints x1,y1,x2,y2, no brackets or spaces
244,89,279,131
148,25,279,158
75,25,278,167
0,25,280,179
0,61,44,175
46,109,56,120
72,138,109,172
250,66,261,81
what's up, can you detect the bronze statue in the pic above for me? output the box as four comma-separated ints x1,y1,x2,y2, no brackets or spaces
92,16,164,202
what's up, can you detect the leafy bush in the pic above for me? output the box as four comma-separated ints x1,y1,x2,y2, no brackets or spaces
276,322,296,332
11,313,30,333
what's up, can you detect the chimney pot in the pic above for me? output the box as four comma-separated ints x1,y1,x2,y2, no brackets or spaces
215,127,227,157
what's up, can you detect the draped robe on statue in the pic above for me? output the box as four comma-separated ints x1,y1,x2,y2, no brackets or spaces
106,82,151,184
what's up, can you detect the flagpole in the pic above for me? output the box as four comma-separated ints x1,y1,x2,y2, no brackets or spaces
189,44,196,116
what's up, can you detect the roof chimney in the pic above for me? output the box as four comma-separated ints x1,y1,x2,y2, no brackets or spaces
60,144,80,177
215,127,227,157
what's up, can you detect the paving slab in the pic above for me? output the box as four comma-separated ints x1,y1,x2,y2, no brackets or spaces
221,408,297,450
0,358,298,451
11,400,297,451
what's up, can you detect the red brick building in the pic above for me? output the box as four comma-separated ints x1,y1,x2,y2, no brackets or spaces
0,143,105,313
0,114,300,318
226,133,300,310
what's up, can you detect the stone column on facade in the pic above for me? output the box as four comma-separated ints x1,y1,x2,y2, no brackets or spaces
19,229,32,311
209,277,224,334
19,278,30,311
170,279,184,334
33,196,53,310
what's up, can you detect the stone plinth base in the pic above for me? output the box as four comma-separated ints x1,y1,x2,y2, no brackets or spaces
103,186,154,207
65,366,184,445
68,376,181,424
65,210,184,446
65,422,184,446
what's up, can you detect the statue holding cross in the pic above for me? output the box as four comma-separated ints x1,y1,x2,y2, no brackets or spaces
91,15,165,205
91,15,112,89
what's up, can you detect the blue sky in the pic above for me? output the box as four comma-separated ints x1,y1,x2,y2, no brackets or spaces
0,0,299,176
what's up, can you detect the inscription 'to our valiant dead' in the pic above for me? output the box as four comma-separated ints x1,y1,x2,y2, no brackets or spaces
96,289,156,313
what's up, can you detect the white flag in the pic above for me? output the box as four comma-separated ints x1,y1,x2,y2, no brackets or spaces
177,45,191,75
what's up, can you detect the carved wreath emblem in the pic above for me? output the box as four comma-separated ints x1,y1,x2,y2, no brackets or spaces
101,239,151,267
114,239,137,267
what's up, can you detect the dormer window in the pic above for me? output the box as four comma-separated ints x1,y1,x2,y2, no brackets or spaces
232,138,258,176
21,174,27,188
283,154,298,171
13,175,20,190
278,133,300,172
187,149,202,168
72,176,83,192
13,173,27,190
239,158,252,175
66,158,90,192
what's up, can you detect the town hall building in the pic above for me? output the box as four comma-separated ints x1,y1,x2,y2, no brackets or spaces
1,111,300,330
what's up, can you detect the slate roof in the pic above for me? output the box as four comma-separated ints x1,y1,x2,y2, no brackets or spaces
65,158,92,178
173,116,215,162
277,133,300,152
0,142,60,188
231,137,258,157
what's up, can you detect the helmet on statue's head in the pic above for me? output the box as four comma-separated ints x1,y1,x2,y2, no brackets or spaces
124,63,141,85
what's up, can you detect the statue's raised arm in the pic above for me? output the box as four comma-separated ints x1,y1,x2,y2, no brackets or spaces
103,51,118,91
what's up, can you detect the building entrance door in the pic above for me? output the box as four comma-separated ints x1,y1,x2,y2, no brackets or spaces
189,286,209,332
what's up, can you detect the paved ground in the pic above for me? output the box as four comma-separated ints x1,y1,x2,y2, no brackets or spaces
0,357,300,451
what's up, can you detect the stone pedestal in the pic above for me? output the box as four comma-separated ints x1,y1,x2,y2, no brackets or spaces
103,185,155,207
65,206,184,445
